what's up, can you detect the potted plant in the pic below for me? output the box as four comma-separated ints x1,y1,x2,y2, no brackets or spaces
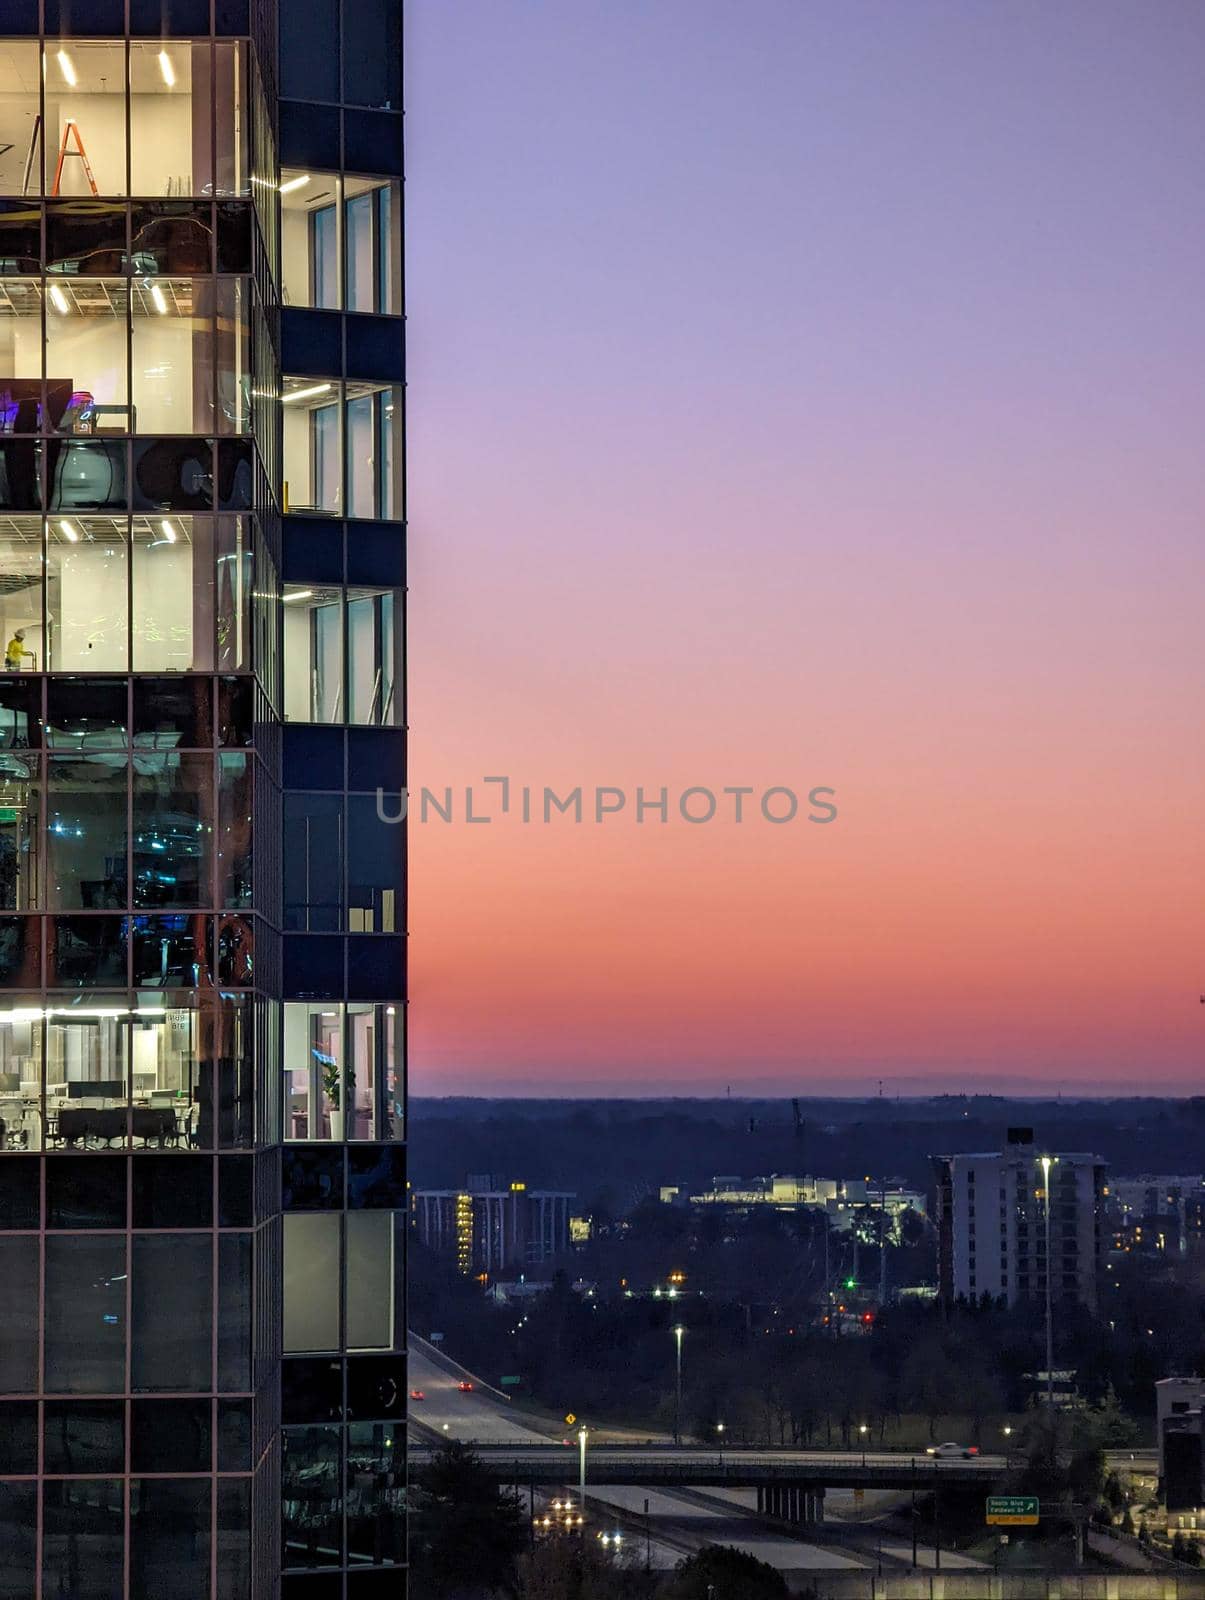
321,1055,351,1141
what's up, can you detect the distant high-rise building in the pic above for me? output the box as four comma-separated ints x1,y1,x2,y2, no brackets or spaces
933,1128,1106,1309
0,1,406,1593
412,1177,575,1275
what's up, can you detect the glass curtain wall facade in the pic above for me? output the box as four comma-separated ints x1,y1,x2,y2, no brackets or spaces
0,2,406,1598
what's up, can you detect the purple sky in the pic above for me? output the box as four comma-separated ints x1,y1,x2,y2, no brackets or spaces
403,2,1205,1096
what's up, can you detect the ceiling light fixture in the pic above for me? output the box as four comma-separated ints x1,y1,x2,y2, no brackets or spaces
150,281,168,315
282,589,314,604
59,519,80,543
279,174,310,195
282,382,333,405
57,50,76,86
48,283,69,315
158,50,175,87
160,519,177,543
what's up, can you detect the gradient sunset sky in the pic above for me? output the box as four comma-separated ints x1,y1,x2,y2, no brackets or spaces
403,1,1205,1096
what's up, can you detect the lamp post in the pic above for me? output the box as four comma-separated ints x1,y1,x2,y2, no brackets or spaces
859,1422,869,1466
716,1421,725,1469
578,1425,588,1517
673,1325,685,1446
1040,1156,1055,1410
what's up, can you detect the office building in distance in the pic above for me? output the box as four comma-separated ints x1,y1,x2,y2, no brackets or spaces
412,1175,576,1276
0,2,406,1595
933,1128,1106,1309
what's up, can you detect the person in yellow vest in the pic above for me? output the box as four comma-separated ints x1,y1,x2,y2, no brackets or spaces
4,630,33,671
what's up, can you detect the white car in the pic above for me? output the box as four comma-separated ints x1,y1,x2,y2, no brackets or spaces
927,1441,978,1459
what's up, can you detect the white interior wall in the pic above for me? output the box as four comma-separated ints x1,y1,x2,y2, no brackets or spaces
283,605,311,720
42,92,127,196
283,409,314,510
132,539,194,669
281,206,310,306
132,317,197,432
44,315,126,407
52,542,128,668
130,93,194,196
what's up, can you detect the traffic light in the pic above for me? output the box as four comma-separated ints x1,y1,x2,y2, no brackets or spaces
844,1277,857,1290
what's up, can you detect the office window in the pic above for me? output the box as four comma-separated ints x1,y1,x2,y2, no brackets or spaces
0,754,40,911
346,1211,393,1350
214,278,250,433
129,40,208,198
347,1423,405,1566
132,514,216,671
283,583,343,723
284,1000,345,1140
344,180,400,315
131,1479,212,1600
131,201,214,273
283,793,342,931
213,41,249,199
0,522,43,681
218,752,252,908
0,1004,42,1152
44,1401,125,1475
282,1425,343,1569
281,172,341,309
347,588,399,726
347,796,401,933
132,750,214,909
44,1002,131,1128
283,1212,340,1352
346,384,398,520
0,46,39,198
132,276,215,435
45,517,129,670
283,378,340,514
215,514,252,671
45,277,131,435
0,280,43,434
0,1235,38,1389
43,41,129,197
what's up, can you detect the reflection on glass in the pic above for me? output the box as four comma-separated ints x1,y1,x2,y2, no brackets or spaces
284,1001,344,1140
131,202,213,274
47,755,127,908
131,1478,212,1600
346,1211,393,1351
132,1233,212,1391
0,754,39,911
347,1422,404,1564
217,752,251,908
43,1480,124,1597
280,171,341,308
0,519,42,666
46,515,128,669
283,793,342,931
214,41,249,199
132,277,213,435
44,278,131,435
347,796,401,933
45,1002,131,1144
282,1425,343,1567
283,584,343,722
0,279,43,434
47,914,128,986
216,515,250,671
132,750,213,910
44,1235,127,1393
215,279,250,434
45,200,126,277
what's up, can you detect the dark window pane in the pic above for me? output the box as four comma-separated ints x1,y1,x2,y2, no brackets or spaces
282,1579,341,1600
131,1398,211,1472
216,1397,251,1471
283,1145,343,1210
45,202,127,277
133,678,213,747
218,1154,253,1225
217,1231,251,1391
216,439,252,510
346,1355,406,1421
217,752,252,908
131,1479,211,1600
215,203,252,274
347,794,402,933
47,441,129,514
44,1401,125,1475
47,915,129,986
347,1421,404,1565
215,913,252,987
0,1482,35,1599
284,794,342,931
47,756,128,910
282,1357,342,1425
217,1478,251,1600
0,201,40,274
348,1145,405,1210
131,1234,212,1391
0,753,41,912
0,1237,37,1391
0,1401,37,1473
131,912,212,988
0,443,41,512
45,1236,127,1394
130,204,213,275
132,438,214,513
132,751,214,910
47,1155,127,1228
132,1153,212,1228
0,915,40,988
43,1481,123,1600
0,677,41,750
0,1155,39,1226
46,678,128,748
343,0,401,108
282,1425,342,1571
280,0,338,101
217,677,252,747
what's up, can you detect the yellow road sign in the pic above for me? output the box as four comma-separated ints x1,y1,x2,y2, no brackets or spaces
565,1413,576,1426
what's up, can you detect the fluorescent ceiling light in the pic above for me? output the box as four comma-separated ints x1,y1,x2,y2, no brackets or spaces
158,50,175,87
279,174,310,195
57,50,76,86
58,519,80,542
282,589,314,604
160,519,177,543
149,281,168,315
48,283,69,315
282,382,332,405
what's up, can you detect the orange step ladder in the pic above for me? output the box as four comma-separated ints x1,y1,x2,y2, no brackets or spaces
50,119,98,197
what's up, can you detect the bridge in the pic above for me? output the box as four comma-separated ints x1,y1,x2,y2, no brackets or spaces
406,1443,1007,1524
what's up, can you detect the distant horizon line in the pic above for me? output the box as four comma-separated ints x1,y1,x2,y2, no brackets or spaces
409,1085,1202,1102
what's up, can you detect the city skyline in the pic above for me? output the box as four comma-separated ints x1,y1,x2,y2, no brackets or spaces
405,0,1205,1095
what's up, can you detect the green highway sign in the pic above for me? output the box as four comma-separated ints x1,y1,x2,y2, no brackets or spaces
499,1375,522,1387
987,1496,1039,1527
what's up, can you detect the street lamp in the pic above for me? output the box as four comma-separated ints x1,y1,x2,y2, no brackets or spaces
673,1325,685,1446
716,1421,725,1468
578,1426,588,1515
859,1422,869,1466
1040,1156,1056,1410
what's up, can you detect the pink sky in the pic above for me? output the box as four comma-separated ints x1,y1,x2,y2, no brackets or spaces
403,1,1205,1095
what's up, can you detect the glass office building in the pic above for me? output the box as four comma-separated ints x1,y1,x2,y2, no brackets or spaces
0,2,406,1597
